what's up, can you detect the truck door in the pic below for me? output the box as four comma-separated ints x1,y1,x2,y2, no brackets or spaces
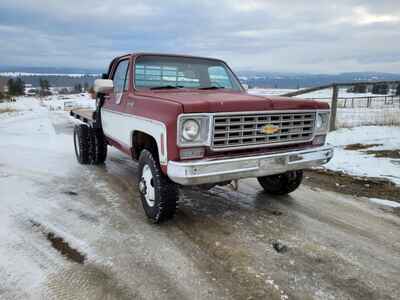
101,58,130,146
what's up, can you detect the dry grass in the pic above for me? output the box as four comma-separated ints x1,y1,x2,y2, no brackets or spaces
0,108,17,114
304,169,400,203
344,143,382,150
343,144,400,158
365,149,400,159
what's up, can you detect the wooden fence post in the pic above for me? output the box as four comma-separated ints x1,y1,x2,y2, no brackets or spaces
329,84,338,131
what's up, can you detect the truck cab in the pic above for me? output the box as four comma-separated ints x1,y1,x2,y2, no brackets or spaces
71,53,333,223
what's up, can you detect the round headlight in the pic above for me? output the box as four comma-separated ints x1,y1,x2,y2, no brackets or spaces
182,119,200,141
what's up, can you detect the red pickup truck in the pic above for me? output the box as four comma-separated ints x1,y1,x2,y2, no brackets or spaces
71,53,333,223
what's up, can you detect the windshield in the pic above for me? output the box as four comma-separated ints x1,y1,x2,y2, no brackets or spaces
134,55,242,91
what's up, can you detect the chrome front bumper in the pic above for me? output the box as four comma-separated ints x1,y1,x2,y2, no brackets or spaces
167,145,334,185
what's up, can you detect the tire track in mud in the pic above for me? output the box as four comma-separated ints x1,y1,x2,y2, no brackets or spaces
44,264,142,300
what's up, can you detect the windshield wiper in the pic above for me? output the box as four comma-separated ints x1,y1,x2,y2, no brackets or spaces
150,85,184,90
198,86,225,90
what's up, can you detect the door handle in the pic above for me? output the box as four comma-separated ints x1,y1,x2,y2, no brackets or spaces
127,101,135,107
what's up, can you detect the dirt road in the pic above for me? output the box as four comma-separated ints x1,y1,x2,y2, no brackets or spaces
1,102,399,299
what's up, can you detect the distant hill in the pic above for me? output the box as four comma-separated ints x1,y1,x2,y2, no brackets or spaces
1,66,399,89
237,71,400,89
0,66,103,88
0,65,103,76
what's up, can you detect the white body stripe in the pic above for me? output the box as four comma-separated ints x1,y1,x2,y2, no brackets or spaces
101,108,168,165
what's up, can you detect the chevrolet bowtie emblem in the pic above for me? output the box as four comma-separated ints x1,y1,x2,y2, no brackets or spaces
261,124,280,135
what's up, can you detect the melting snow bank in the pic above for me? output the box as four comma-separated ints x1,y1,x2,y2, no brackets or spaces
369,198,400,208
325,126,400,185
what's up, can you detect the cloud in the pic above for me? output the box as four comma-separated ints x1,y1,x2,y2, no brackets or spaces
0,0,400,73
337,6,400,25
354,6,400,24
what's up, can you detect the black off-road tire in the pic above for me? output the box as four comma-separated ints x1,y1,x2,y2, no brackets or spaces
138,149,178,223
91,129,107,164
257,170,303,195
74,124,91,164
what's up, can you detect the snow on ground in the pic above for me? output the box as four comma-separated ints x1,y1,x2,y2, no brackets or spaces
41,93,95,111
0,96,118,298
325,126,400,185
0,98,74,297
0,97,38,120
0,93,94,115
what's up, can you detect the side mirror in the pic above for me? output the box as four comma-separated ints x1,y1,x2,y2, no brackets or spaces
242,83,249,91
94,79,113,94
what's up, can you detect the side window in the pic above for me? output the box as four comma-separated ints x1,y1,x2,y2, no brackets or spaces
208,66,233,89
112,60,129,104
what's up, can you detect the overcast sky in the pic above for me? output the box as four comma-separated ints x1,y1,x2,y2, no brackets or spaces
1,0,400,73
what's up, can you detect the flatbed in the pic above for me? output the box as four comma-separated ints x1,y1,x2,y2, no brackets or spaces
70,108,96,125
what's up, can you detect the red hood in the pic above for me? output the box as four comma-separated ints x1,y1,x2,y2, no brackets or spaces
136,90,329,113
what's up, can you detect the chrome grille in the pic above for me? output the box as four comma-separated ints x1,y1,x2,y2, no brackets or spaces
212,112,315,149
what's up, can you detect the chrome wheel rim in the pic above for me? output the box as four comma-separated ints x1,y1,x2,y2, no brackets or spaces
141,164,155,207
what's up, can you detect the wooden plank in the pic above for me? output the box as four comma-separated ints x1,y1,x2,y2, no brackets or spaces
283,80,400,98
282,85,332,97
71,109,95,121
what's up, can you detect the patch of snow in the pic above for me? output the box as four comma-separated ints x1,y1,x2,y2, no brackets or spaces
327,126,400,149
325,126,400,185
40,93,95,111
369,198,400,208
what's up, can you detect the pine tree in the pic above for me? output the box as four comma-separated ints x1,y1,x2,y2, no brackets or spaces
7,78,25,96
39,78,51,96
15,78,25,95
372,83,388,95
44,79,50,90
7,79,15,95
74,84,82,93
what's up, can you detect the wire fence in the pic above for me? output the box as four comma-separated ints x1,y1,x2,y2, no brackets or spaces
339,95,400,109
307,95,400,128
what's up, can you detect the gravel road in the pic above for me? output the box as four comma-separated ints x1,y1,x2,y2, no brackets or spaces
1,105,399,299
